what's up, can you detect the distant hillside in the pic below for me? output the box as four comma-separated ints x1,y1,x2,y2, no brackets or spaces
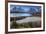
16,17,41,24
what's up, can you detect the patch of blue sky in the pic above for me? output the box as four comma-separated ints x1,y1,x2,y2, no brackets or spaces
10,5,41,13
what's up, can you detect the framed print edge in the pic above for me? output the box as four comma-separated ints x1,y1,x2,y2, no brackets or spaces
5,1,45,34
5,0,8,34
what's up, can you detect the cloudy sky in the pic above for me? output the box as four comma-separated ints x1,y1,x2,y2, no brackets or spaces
10,5,41,17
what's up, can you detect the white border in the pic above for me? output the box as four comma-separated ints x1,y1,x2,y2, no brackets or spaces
8,2,43,32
